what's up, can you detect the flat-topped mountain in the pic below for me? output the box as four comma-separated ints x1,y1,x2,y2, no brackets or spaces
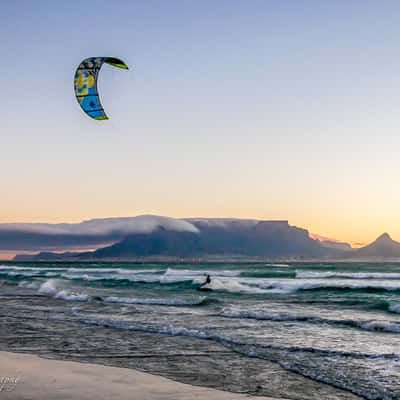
89,220,330,259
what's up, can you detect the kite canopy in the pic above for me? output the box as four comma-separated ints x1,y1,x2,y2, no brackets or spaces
74,57,129,120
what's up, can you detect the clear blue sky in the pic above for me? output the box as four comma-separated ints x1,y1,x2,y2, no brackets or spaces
1,0,400,244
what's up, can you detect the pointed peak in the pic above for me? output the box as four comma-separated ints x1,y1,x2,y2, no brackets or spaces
376,232,392,242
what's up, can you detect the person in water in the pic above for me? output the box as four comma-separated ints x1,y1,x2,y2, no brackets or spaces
199,274,211,288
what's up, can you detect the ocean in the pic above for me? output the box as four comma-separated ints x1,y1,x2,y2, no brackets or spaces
1,262,399,400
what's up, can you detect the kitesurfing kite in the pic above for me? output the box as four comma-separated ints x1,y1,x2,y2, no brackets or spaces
74,57,129,120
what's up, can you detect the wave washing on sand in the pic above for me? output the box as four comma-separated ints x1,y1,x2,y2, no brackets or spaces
70,310,400,358
67,311,400,400
221,308,400,334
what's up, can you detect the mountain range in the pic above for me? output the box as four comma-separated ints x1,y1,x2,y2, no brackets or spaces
4,215,400,261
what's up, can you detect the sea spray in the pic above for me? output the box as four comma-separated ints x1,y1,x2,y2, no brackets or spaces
38,279,59,295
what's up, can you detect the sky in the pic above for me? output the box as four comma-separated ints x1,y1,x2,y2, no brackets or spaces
1,0,400,246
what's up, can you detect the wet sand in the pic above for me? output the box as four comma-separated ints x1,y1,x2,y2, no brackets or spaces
0,351,284,400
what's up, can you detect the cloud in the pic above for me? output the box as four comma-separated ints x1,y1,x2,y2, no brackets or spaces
0,215,199,251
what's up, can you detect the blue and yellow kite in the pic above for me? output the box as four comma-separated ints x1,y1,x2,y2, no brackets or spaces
74,57,129,120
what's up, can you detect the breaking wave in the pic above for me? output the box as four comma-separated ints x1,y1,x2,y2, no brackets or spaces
104,295,206,306
38,279,88,301
258,279,400,293
296,270,400,279
71,312,400,359
163,268,240,278
35,279,206,307
221,309,400,334
389,302,400,314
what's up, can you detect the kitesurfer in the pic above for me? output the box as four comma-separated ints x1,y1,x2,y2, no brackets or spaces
199,274,211,288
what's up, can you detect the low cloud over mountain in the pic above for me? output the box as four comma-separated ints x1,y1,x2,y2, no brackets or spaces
6,216,344,260
0,215,199,251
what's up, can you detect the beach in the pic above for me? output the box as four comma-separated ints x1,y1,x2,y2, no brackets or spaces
0,351,285,400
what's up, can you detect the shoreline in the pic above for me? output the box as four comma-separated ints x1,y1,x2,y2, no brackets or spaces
0,351,284,400
4,257,400,263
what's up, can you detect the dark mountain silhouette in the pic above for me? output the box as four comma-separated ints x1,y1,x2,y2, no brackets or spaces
92,227,201,258
354,233,400,258
9,216,400,261
7,216,349,260
317,240,352,252
84,220,336,259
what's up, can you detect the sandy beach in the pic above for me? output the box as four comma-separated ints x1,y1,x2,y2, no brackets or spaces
0,351,284,400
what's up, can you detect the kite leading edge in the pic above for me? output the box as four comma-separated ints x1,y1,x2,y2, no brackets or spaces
74,57,129,120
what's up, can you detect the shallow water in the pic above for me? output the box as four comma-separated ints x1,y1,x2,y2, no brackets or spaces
1,261,400,399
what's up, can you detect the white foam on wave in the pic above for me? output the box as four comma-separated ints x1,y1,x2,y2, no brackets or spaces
61,272,162,283
18,280,40,289
0,265,66,271
104,296,206,306
33,279,205,306
221,308,400,334
61,273,106,281
296,270,400,279
38,279,88,302
188,276,400,294
1,265,162,276
360,321,400,334
264,264,290,267
164,268,240,277
66,267,162,274
389,303,400,314
38,279,59,295
73,312,400,358
66,267,124,273
55,290,89,302
62,269,241,286
222,309,301,321
73,313,222,342
259,278,400,293
44,272,59,277
193,277,270,294
5,271,43,277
